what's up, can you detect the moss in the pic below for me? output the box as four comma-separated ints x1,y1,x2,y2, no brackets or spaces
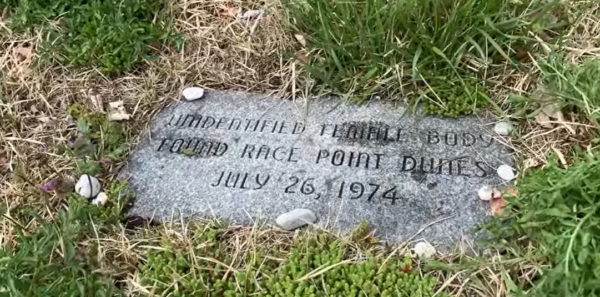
421,77,490,117
139,229,447,297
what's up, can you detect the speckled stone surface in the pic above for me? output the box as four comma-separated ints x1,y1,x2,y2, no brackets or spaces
121,90,513,248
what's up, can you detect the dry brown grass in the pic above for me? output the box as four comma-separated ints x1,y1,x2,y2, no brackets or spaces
0,0,296,286
0,0,296,209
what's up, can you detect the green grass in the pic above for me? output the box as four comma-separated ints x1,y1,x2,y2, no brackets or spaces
1,0,178,73
0,192,129,297
485,153,600,296
1,201,446,297
538,56,600,126
63,104,128,176
283,0,561,115
139,225,446,297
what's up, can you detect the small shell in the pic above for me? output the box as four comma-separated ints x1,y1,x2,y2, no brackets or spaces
92,192,109,206
477,186,501,201
494,121,513,136
413,241,436,259
74,174,101,199
182,87,205,101
497,165,516,181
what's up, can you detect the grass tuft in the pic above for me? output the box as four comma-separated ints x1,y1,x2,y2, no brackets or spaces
538,56,600,127
1,0,178,73
283,0,560,115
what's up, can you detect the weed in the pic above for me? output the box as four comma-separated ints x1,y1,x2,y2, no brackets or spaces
485,153,600,296
283,0,559,115
56,0,179,73
0,0,85,31
63,104,127,175
0,197,124,297
538,56,600,126
1,0,178,73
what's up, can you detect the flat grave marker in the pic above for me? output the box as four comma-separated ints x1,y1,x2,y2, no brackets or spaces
121,90,512,247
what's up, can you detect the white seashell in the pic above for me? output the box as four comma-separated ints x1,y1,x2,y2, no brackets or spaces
478,186,502,201
276,209,317,230
75,174,101,199
497,165,516,181
413,241,436,259
107,100,130,121
92,192,109,206
494,121,513,136
182,87,205,101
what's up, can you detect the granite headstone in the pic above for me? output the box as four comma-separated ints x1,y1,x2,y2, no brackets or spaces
121,90,513,247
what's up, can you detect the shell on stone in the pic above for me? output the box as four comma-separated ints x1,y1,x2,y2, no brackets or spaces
477,186,501,201
497,165,516,181
182,87,205,101
92,192,109,206
494,121,513,136
276,208,317,231
75,174,101,199
413,241,436,259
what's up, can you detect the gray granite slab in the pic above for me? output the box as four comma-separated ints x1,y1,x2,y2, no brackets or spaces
121,90,513,248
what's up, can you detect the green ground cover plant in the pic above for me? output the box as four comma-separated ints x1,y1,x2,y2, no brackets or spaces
283,0,561,115
0,195,127,297
0,0,177,73
64,104,128,176
485,154,600,296
140,227,445,297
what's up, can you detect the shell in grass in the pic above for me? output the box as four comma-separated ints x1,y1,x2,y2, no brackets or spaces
75,174,101,199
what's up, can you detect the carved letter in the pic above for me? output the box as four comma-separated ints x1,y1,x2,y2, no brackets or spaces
214,143,228,156
346,124,363,140
167,115,182,127
316,149,329,164
215,117,229,129
444,132,458,146
202,116,215,129
457,159,470,177
401,156,416,171
228,118,242,130
427,130,440,144
367,126,380,140
254,174,270,189
210,171,225,187
288,147,299,163
475,161,488,177
170,139,184,153
278,121,289,134
182,114,201,128
259,120,272,132
239,173,250,189
272,146,286,161
462,133,476,147
256,145,270,159
224,172,240,188
157,138,170,151
332,150,345,166
240,144,255,159
373,153,384,169
419,157,435,173
479,135,494,148
356,152,371,169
